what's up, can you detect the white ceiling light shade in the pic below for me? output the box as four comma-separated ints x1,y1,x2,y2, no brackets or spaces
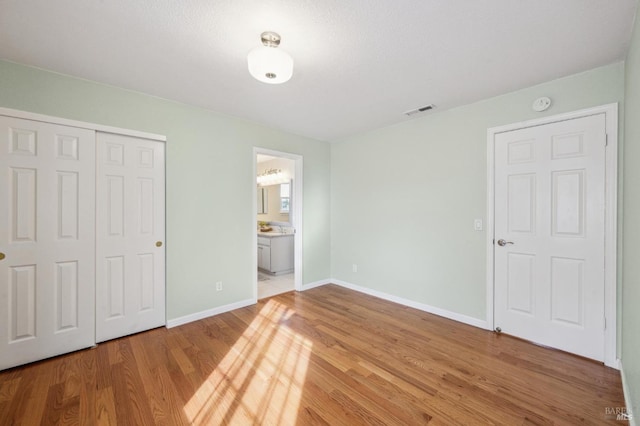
248,31,294,84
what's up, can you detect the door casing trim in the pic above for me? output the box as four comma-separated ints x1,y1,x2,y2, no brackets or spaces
485,103,618,368
253,147,304,300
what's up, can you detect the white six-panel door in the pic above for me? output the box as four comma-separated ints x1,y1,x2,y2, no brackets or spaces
0,116,96,370
96,133,165,342
494,113,606,361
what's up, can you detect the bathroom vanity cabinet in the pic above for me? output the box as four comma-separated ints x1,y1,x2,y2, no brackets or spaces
258,234,294,275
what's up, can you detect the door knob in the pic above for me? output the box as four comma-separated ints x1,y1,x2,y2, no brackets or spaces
155,241,163,247
497,239,514,246
0,252,4,260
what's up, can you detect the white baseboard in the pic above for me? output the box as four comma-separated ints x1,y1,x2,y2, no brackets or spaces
166,278,332,328
300,278,331,291
167,278,488,331
619,359,637,426
166,298,256,328
331,279,489,330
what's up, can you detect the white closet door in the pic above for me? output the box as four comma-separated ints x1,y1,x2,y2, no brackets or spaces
493,114,606,361
96,133,165,342
0,116,95,370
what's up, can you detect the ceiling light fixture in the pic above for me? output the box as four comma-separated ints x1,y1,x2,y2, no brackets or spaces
248,31,294,84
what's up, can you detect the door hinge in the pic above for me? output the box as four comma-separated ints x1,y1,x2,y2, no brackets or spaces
604,317,606,330
605,134,609,146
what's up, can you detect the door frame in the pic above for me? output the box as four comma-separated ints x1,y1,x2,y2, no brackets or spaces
253,147,303,299
485,103,618,368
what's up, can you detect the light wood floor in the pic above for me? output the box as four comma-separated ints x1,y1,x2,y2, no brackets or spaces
0,284,625,425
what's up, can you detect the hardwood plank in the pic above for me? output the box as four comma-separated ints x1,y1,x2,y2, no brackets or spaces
96,387,117,426
295,405,331,426
0,377,20,403
40,382,80,425
0,363,39,424
0,284,626,425
95,344,112,391
110,340,156,426
77,348,97,424
15,360,54,426
129,334,190,426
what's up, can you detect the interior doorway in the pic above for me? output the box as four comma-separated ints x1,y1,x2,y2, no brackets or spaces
253,148,303,300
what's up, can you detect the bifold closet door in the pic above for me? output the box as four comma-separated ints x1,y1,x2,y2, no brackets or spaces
0,116,96,370
96,132,165,342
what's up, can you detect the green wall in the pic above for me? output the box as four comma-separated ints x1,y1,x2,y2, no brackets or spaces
331,63,625,321
0,60,331,320
623,5,640,417
1,50,636,411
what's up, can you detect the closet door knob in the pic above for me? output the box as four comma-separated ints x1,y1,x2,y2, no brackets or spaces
155,241,163,247
0,253,5,260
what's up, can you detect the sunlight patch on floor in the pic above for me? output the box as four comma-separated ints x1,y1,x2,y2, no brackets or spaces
184,299,312,424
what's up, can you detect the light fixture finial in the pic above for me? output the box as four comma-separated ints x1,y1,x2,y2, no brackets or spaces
260,31,281,48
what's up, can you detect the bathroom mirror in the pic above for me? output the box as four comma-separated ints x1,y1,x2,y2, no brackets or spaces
257,181,292,225
257,187,267,214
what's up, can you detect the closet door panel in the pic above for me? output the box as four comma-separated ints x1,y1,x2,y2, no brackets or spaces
96,133,165,342
0,116,95,370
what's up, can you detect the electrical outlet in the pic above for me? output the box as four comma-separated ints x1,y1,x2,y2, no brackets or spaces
352,264,358,273
216,281,223,291
474,219,483,231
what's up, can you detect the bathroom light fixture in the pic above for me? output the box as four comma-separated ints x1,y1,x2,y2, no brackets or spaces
248,31,294,84
257,168,289,186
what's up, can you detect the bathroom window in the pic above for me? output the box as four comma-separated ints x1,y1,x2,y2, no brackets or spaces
280,183,290,213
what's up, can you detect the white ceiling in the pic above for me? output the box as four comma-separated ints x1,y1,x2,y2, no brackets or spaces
257,154,278,164
0,0,637,141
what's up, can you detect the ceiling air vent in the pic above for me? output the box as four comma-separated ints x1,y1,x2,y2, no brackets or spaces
404,104,436,116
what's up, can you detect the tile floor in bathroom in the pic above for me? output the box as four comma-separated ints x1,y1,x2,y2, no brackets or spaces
257,272,294,299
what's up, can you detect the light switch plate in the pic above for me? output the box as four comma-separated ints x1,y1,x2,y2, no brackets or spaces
474,219,483,231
